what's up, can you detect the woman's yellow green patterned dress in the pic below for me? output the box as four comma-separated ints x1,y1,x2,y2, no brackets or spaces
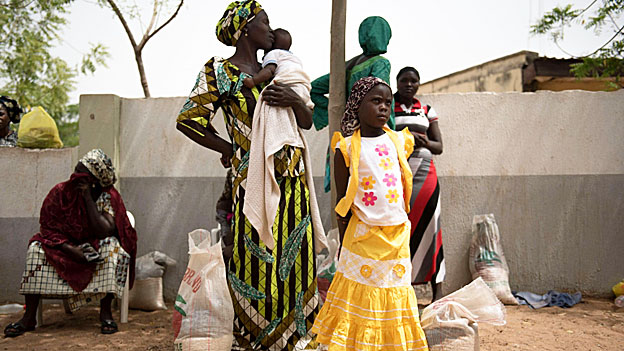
177,57,318,351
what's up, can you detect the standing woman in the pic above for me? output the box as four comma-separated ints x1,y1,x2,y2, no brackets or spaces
0,96,22,147
176,1,325,349
393,67,445,301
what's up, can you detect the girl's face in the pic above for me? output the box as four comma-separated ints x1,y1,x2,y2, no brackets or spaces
358,84,393,133
397,71,420,101
246,11,274,51
0,105,9,130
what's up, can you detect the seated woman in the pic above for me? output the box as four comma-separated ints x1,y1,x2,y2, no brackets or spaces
4,149,137,337
0,96,23,147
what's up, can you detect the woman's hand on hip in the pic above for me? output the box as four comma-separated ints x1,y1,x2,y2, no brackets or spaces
220,152,232,168
262,82,300,107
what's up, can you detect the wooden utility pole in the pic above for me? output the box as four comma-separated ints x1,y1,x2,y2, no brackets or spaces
329,0,346,228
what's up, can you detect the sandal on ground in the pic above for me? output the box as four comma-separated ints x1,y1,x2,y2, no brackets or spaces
4,322,35,338
100,320,118,334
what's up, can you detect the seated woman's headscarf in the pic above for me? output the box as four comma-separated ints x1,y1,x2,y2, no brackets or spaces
0,96,23,123
341,76,391,136
216,0,263,46
80,148,117,187
358,16,392,56
31,149,137,292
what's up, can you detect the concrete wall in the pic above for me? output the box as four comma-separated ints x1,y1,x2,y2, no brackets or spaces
2,89,622,302
0,148,78,302
425,90,624,295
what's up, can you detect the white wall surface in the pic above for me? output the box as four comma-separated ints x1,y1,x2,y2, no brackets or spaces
109,89,624,179
428,89,624,176
118,97,329,178
0,148,77,218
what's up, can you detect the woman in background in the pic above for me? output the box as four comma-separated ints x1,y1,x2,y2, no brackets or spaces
0,96,22,147
394,66,445,301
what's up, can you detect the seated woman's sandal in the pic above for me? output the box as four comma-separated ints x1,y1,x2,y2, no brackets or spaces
101,320,118,334
4,321,35,337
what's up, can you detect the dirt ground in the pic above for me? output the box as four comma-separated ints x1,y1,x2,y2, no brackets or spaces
1,298,623,350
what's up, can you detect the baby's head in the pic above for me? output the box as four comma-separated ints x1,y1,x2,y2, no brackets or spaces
271,28,292,50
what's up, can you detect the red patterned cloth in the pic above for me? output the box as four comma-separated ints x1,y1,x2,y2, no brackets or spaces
30,173,137,292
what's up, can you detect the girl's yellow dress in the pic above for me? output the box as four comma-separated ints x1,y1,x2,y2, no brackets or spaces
312,127,428,351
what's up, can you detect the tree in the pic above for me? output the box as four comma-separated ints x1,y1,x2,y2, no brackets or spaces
0,0,108,146
98,0,184,98
531,0,624,89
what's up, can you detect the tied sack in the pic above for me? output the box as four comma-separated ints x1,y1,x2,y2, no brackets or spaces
469,214,518,305
173,229,234,351
128,251,177,311
421,277,506,351
17,106,63,148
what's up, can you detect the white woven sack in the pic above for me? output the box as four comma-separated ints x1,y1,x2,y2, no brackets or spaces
469,214,518,305
173,229,234,351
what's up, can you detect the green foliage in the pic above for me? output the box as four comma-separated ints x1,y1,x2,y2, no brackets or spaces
0,0,108,147
530,4,580,41
531,0,624,89
81,44,110,75
58,104,79,147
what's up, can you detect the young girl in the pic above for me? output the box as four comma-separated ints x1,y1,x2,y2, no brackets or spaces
311,77,429,350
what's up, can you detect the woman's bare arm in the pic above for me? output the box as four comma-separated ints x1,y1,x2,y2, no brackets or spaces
176,120,233,166
413,121,443,155
243,63,277,88
75,182,115,238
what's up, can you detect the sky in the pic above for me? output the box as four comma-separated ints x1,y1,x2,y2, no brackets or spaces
54,0,620,103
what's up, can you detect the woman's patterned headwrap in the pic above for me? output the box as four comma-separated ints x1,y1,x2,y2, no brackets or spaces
216,0,264,46
79,149,117,187
0,96,23,123
341,76,391,137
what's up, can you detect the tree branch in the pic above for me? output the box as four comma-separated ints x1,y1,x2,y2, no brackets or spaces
105,0,139,50
587,23,624,57
138,0,159,51
144,0,183,44
578,0,599,17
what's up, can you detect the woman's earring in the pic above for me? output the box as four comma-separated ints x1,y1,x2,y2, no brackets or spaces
244,31,248,37
91,184,96,188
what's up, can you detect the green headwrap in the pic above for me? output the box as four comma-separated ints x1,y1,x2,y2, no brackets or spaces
358,16,392,56
216,0,264,46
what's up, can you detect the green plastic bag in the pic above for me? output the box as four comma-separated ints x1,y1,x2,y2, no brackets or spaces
17,106,63,148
